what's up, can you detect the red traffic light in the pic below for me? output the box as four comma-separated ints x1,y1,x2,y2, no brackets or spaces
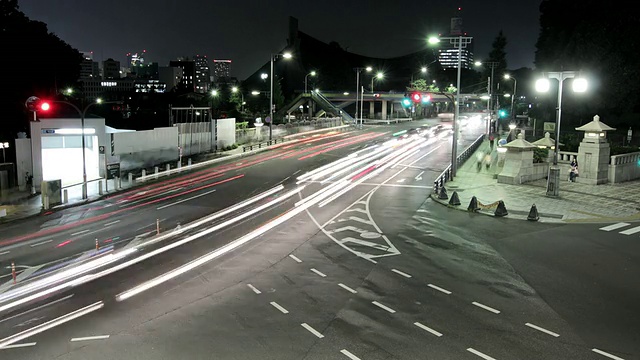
411,92,421,103
40,102,51,111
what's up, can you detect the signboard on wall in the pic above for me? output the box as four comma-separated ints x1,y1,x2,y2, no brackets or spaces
543,122,556,132
106,163,120,180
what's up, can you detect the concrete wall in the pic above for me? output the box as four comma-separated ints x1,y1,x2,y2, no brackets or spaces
235,118,342,145
176,122,212,157
609,151,640,183
15,138,32,191
216,118,236,148
112,127,179,172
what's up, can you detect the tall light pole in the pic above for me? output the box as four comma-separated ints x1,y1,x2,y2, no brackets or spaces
304,71,316,93
371,72,383,92
270,52,292,141
429,34,473,179
475,61,499,134
231,86,244,112
535,71,588,196
504,74,517,120
0,142,8,163
353,66,372,128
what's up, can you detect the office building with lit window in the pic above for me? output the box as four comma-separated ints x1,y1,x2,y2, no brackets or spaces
213,59,231,82
169,59,195,92
437,12,474,70
80,52,99,79
194,55,210,93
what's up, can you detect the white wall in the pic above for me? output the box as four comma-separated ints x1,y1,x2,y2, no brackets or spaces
215,118,236,148
111,127,179,172
15,138,32,190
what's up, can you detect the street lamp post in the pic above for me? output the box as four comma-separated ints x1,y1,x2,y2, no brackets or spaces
353,66,372,129
429,35,473,179
504,74,517,120
0,142,8,163
269,52,292,141
304,71,316,93
231,87,244,112
475,61,499,134
371,72,383,92
535,71,587,196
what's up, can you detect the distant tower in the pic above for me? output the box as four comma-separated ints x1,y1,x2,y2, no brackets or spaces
194,55,211,93
213,59,232,82
437,7,474,70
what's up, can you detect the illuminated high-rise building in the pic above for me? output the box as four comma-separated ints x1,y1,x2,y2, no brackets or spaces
194,55,210,93
213,59,232,81
79,51,99,79
437,8,474,70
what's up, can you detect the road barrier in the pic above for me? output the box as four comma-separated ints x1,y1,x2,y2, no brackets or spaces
527,204,539,221
433,133,485,194
242,138,285,152
448,191,461,206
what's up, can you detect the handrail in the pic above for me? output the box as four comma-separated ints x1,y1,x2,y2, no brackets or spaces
242,138,285,152
433,133,485,193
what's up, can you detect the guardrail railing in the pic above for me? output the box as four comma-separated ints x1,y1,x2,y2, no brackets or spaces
434,133,485,194
242,138,285,152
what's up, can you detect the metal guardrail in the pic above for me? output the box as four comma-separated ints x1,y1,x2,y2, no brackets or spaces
434,133,485,193
242,138,285,153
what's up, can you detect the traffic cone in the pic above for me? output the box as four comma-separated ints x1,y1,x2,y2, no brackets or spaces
438,187,448,200
467,196,479,212
527,204,539,221
449,191,461,206
494,200,508,217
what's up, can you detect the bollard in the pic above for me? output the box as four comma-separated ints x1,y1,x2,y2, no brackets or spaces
141,169,146,178
99,181,103,195
467,196,479,212
166,164,171,172
527,204,540,221
156,218,160,234
438,186,448,200
154,166,159,179
188,158,192,166
96,238,99,251
63,189,68,204
43,195,49,210
494,200,508,217
128,173,133,184
177,161,182,171
448,191,461,206
11,262,16,284
30,185,36,195
115,177,120,189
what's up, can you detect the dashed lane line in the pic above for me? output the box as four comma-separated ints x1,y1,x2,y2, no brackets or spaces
301,323,324,339
288,254,302,263
70,335,110,342
427,284,452,295
70,230,90,236
338,283,357,294
0,342,37,350
247,284,261,294
413,322,443,337
592,348,626,360
340,349,362,360
270,302,289,314
0,251,9,256
467,348,497,360
103,220,121,227
472,301,501,314
30,239,52,248
372,301,396,314
310,268,327,278
391,269,412,278
525,323,559,337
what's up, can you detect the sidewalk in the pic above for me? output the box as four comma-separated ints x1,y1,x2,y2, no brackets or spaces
431,140,640,223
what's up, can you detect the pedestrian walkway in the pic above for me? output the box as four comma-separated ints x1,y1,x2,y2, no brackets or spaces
431,140,640,223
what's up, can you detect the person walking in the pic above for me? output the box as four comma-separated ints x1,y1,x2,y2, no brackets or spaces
484,152,492,170
489,134,495,150
476,151,485,171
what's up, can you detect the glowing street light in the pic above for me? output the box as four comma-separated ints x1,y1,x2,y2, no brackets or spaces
304,71,317,93
269,51,293,140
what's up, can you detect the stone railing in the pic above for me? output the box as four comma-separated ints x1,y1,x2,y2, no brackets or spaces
609,151,640,183
558,151,578,163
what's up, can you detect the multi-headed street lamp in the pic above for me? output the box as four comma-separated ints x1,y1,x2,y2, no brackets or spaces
304,71,317,94
429,34,473,179
535,71,588,196
269,52,292,140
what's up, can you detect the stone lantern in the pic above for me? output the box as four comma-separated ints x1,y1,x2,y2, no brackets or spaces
532,132,563,162
497,133,537,184
575,115,615,184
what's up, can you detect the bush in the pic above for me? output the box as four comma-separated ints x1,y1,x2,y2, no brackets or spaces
610,145,639,155
231,144,238,149
533,147,549,163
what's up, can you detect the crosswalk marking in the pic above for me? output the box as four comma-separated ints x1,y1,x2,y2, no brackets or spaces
599,223,630,231
620,225,640,235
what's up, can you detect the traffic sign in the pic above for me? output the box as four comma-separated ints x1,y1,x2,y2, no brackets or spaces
543,122,556,132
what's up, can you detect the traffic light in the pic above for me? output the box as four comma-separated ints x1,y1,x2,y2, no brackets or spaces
402,98,411,107
411,92,421,103
25,96,52,112
39,101,51,111
421,94,431,103
499,110,507,118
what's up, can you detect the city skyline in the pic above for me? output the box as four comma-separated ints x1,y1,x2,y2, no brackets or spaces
18,0,541,80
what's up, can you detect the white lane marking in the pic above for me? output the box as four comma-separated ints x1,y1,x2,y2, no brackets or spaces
472,301,501,314
30,239,52,248
288,254,302,263
396,178,405,183
70,335,110,342
619,225,640,235
599,222,630,231
247,284,261,294
372,301,396,313
0,342,37,349
0,294,74,325
592,348,626,360
428,284,452,295
301,323,324,338
340,349,361,360
338,283,357,294
270,302,289,314
415,171,424,181
70,230,89,236
391,269,412,278
156,189,216,210
467,348,497,360
414,322,443,337
104,220,121,227
310,268,327,278
293,170,301,175
525,322,559,337
0,251,9,256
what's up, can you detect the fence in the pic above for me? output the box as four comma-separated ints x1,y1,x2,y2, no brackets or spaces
242,138,286,152
434,133,485,193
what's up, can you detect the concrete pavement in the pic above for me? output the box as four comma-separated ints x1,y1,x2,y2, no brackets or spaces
431,139,640,223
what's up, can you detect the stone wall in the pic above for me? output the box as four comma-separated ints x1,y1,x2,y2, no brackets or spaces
609,151,640,183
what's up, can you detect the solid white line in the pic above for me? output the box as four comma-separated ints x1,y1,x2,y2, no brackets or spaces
270,302,289,314
301,323,324,338
71,230,89,236
619,225,640,235
340,349,361,360
0,342,37,349
289,254,302,263
30,239,52,248
310,268,327,278
428,284,452,295
472,301,501,314
467,348,497,360
414,322,443,337
599,223,630,231
525,323,559,337
156,189,216,210
0,294,74,325
247,284,261,294
338,283,357,294
372,301,396,313
592,348,625,360
104,220,121,227
0,251,9,256
70,335,110,342
391,269,412,278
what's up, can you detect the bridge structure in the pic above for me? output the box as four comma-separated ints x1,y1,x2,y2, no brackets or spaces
276,91,489,123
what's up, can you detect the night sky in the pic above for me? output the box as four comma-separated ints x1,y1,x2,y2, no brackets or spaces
19,0,541,80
